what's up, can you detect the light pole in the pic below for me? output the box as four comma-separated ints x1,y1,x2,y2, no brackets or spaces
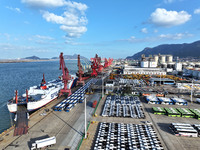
191,79,193,103
84,95,87,139
102,75,104,98
160,71,161,86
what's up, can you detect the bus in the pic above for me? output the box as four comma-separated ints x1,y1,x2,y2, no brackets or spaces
174,128,198,137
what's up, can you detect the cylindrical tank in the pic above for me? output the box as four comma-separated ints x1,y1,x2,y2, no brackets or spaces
161,63,167,68
154,55,159,63
166,55,173,63
159,55,166,63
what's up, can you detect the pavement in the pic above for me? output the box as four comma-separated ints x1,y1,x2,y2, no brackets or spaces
80,92,200,150
0,92,101,150
1,82,200,150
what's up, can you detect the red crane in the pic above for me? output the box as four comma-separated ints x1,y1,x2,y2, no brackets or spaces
59,52,72,96
91,54,98,76
108,58,113,66
91,60,98,76
76,54,90,86
104,58,108,68
97,56,104,73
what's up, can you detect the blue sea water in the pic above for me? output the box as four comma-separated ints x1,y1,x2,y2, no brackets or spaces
0,60,78,133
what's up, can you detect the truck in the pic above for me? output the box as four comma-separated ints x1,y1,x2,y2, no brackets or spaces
31,136,56,150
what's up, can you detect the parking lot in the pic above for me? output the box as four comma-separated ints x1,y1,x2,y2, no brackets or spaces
94,122,163,150
80,85,200,150
101,95,145,119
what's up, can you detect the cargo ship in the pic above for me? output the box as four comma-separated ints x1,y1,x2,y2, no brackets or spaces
7,74,77,113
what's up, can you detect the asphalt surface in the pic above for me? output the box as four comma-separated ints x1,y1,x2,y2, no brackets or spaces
0,93,101,150
81,90,200,150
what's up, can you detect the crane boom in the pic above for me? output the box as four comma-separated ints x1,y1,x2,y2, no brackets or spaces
59,52,72,96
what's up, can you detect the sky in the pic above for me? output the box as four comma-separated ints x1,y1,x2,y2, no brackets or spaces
0,0,200,59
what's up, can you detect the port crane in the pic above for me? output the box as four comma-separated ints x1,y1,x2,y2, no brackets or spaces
91,54,98,76
104,58,109,68
76,54,90,86
59,52,72,96
97,56,104,73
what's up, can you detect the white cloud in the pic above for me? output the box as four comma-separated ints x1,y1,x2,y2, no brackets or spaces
194,8,200,14
34,35,54,40
21,0,88,38
21,0,66,7
141,28,148,33
42,11,86,26
41,1,88,38
164,0,174,3
154,29,158,33
119,32,193,43
159,33,193,40
60,25,87,37
150,8,191,27
6,6,21,13
65,1,88,14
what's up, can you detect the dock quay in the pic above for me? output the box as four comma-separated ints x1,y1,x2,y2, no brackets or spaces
1,69,200,150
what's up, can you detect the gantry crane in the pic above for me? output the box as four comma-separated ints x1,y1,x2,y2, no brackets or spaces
59,52,72,96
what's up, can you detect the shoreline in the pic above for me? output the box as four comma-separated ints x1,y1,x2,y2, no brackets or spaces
0,59,65,64
0,59,81,64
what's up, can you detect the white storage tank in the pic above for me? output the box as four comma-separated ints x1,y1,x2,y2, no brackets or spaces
154,55,159,63
175,63,182,71
141,61,149,68
166,55,173,63
159,55,166,63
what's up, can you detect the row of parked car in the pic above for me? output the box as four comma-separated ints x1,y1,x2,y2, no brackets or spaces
53,78,98,112
146,95,188,105
94,122,164,150
101,95,145,118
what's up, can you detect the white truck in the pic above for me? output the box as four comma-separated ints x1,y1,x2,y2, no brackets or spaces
31,136,56,150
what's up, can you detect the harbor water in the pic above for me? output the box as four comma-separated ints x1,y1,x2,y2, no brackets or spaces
0,60,78,133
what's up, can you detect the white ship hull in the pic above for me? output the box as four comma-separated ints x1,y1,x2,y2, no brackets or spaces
7,75,77,113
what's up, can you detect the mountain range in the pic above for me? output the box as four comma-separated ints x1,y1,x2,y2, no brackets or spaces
126,40,200,59
23,54,88,60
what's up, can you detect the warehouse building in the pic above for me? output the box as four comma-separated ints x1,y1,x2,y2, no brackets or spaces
123,66,166,75
149,78,175,85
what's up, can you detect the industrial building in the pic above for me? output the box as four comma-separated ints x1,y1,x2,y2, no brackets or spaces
149,78,175,85
140,54,173,68
183,68,200,79
123,66,166,75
